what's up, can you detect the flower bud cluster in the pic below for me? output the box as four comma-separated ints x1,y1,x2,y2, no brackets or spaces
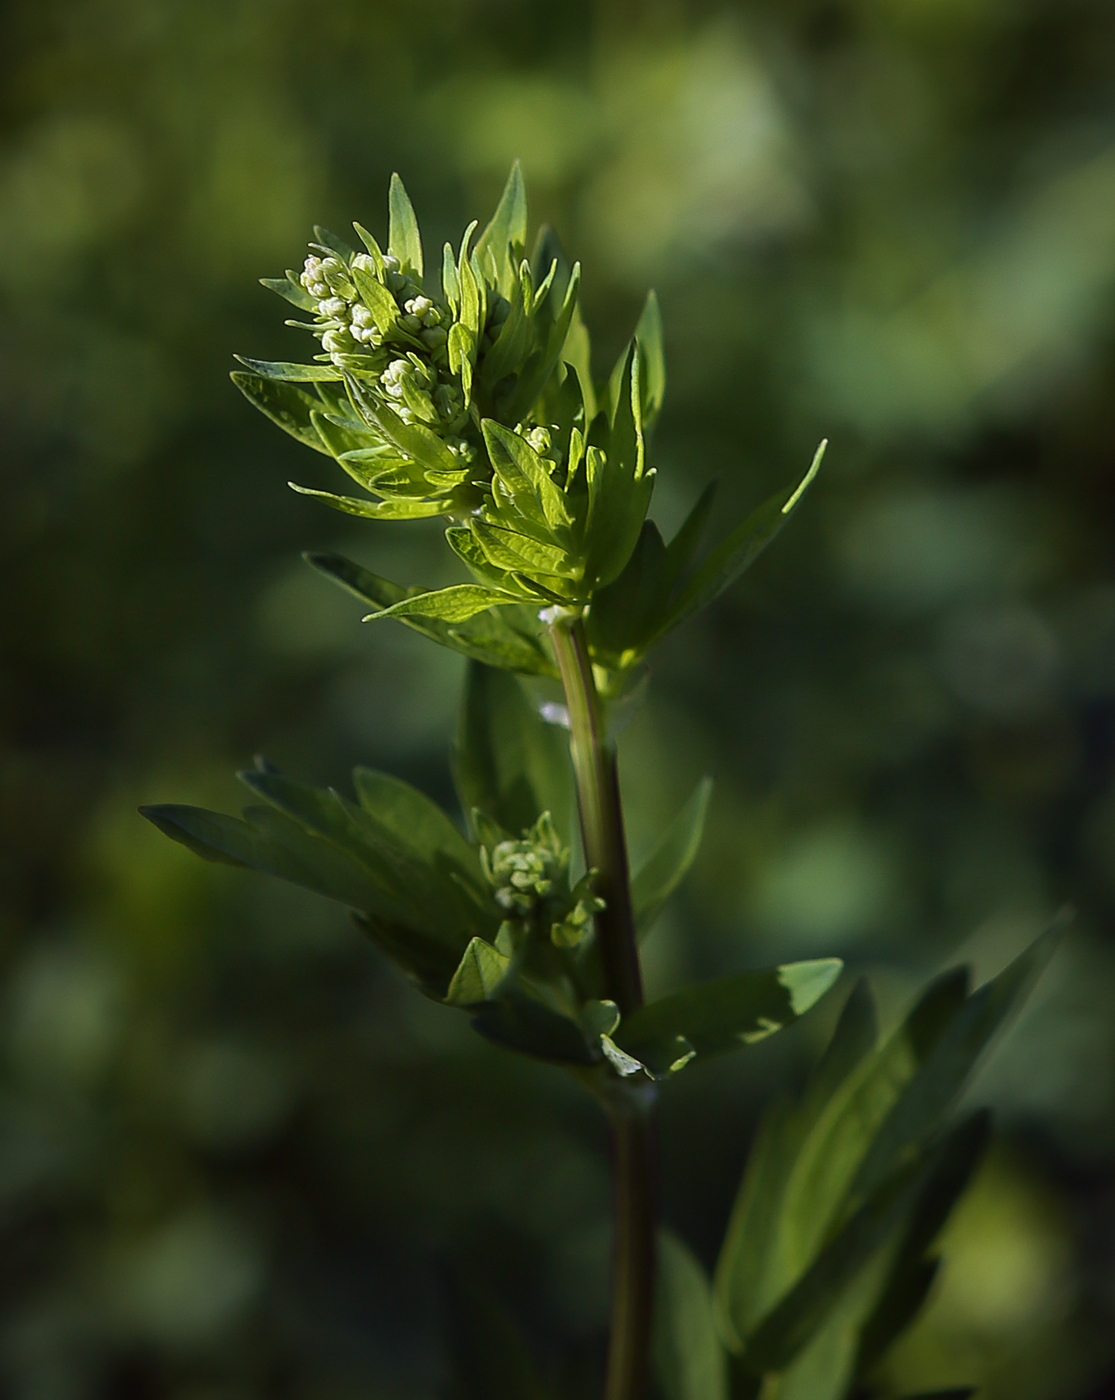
481,813,567,915
299,250,465,436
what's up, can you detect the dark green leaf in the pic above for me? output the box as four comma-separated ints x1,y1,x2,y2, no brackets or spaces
615,960,842,1067
469,992,596,1065
631,777,712,934
653,1231,729,1400
387,172,423,278
230,373,331,456
662,443,825,635
454,661,574,840
303,553,556,676
351,766,485,897
446,936,511,1006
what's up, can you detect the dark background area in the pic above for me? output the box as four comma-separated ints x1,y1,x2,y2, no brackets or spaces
3,0,1115,1396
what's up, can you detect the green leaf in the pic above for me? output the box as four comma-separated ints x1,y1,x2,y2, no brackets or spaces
714,980,878,1351
303,553,557,676
614,960,842,1068
354,393,464,477
501,262,583,425
445,1278,552,1400
631,778,712,934
482,420,572,530
454,661,574,840
387,172,423,278
662,442,825,635
472,520,574,580
653,1231,729,1400
351,766,485,897
634,289,666,432
349,263,400,333
364,583,523,623
230,373,331,456
313,224,356,258
469,992,596,1065
480,261,535,390
233,355,342,381
742,1114,988,1378
475,160,528,296
260,274,315,311
289,483,447,519
140,801,412,926
446,936,511,1005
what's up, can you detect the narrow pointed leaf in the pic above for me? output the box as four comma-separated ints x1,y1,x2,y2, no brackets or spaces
631,778,713,934
653,1232,729,1400
387,172,423,278
289,483,446,519
446,936,511,1005
454,661,574,841
260,274,315,311
663,442,825,634
635,289,666,431
365,584,522,623
475,160,527,295
233,356,342,382
231,373,331,455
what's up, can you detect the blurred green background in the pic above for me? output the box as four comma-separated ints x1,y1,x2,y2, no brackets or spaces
4,0,1115,1396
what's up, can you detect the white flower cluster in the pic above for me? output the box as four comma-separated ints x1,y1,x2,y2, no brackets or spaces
299,250,467,436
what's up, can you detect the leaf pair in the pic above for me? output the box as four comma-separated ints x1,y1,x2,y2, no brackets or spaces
712,920,1065,1400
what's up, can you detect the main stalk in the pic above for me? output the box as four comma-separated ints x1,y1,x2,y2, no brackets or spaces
548,614,656,1400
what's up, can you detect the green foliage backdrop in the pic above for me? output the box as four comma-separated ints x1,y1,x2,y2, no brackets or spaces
3,1,1115,1397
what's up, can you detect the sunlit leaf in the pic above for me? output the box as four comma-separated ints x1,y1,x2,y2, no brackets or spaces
233,355,342,381
446,936,511,1006
387,172,423,278
653,1231,730,1400
289,483,446,519
230,372,331,456
364,583,523,623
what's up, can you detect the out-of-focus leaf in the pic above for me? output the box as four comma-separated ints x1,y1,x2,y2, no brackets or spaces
387,172,423,278
230,372,331,456
453,662,574,840
303,553,557,676
446,1277,553,1400
446,937,511,1006
653,1231,729,1400
614,960,842,1069
351,767,485,895
233,355,342,381
631,777,713,935
364,584,522,623
742,1115,988,1378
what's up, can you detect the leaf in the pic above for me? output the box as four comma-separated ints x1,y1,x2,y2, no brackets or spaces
714,980,879,1351
614,960,842,1069
313,224,356,258
634,289,666,432
474,160,528,296
469,992,597,1065
140,801,412,926
662,442,826,635
387,172,423,278
446,936,511,1006
289,483,447,519
356,395,464,477
584,521,671,667
482,420,572,530
349,263,400,333
653,1231,729,1400
501,262,583,425
230,373,331,456
742,1114,988,1378
445,1277,552,1400
631,778,712,934
233,356,342,381
454,661,574,840
260,274,315,310
303,553,556,676
351,766,485,897
364,584,523,623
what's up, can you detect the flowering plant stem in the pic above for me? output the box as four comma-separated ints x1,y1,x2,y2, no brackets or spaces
549,615,656,1400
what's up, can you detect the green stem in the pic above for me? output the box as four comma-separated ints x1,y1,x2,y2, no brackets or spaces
548,614,656,1400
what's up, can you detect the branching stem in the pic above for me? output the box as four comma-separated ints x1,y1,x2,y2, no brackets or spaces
549,614,656,1400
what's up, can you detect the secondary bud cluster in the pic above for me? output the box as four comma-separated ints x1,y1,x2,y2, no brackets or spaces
481,813,567,915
